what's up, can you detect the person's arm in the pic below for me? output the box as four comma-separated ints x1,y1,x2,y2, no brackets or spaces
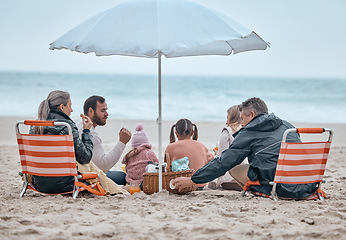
172,177,196,192
91,132,126,172
72,123,93,164
217,128,232,157
172,144,249,192
202,143,213,164
91,127,131,172
76,119,83,136
192,139,250,184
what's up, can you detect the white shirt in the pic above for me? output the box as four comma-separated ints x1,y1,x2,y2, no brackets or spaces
216,125,248,164
216,127,234,158
76,120,126,172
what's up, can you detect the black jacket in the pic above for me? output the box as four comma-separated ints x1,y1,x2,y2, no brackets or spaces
32,109,93,193
192,113,317,198
43,109,93,164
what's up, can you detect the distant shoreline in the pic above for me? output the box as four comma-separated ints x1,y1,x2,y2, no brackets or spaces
1,70,346,81
3,115,345,148
1,71,346,123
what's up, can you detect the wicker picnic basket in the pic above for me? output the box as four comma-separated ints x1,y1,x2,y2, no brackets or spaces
142,153,194,194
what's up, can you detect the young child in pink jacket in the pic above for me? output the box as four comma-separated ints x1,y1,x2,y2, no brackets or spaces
165,119,213,189
122,123,158,190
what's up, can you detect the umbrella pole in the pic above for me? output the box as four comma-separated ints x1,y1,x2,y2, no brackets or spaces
158,51,163,192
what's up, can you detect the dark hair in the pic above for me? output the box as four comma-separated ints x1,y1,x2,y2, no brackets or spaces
83,95,106,115
169,119,198,143
239,97,268,116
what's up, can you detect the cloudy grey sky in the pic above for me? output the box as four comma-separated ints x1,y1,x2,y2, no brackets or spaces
1,0,345,79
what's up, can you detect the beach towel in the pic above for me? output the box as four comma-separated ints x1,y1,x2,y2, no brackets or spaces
77,162,129,195
171,157,190,172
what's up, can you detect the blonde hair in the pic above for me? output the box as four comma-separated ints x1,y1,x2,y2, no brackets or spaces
227,105,241,133
123,148,140,165
33,90,70,134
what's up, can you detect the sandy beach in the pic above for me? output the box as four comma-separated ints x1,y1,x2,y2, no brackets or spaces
0,116,345,239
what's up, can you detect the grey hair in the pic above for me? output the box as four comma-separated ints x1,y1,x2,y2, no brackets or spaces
239,97,268,116
34,90,70,134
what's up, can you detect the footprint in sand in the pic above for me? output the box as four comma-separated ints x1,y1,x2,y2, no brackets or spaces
0,216,12,221
0,224,8,230
18,220,32,225
218,210,237,218
186,206,202,213
14,228,40,235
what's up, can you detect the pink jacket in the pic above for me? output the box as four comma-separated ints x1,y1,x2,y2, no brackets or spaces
122,144,158,184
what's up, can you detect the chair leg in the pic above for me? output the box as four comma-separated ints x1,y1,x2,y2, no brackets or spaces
72,185,79,199
317,192,324,200
72,176,80,199
19,174,29,197
97,175,104,189
73,176,80,199
271,183,278,201
317,182,324,200
20,183,28,197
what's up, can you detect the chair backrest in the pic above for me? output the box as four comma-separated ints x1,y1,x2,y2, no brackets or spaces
16,120,77,177
274,128,332,184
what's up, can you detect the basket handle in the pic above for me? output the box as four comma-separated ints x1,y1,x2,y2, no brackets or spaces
164,153,172,172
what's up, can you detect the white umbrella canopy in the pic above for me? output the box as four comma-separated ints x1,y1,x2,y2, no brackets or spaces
50,0,268,57
50,0,269,192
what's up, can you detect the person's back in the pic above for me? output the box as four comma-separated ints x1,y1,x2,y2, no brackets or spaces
76,95,132,186
230,113,312,197
124,144,158,184
122,124,158,186
211,105,244,191
165,119,212,188
165,139,209,172
191,98,318,198
216,105,242,158
173,98,320,199
31,90,93,194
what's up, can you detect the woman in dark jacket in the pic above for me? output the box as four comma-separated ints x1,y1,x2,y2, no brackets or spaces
31,90,93,193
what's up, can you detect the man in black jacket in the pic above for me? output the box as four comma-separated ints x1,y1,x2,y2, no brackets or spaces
173,97,317,199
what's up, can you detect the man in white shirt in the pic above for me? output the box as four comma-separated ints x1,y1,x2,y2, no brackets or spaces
77,95,131,185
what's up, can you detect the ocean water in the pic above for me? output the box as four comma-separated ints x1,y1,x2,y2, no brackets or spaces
1,71,345,123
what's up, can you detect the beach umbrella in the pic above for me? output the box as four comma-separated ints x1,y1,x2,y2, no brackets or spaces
49,0,269,191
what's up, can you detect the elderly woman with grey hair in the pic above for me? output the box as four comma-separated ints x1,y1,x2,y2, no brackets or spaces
31,90,93,193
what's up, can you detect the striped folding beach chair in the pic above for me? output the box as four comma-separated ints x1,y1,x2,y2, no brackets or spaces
242,128,333,201
16,120,106,199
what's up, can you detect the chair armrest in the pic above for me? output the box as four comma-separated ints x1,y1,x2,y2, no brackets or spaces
78,173,98,180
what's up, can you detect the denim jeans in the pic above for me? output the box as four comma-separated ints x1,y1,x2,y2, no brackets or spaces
105,170,127,185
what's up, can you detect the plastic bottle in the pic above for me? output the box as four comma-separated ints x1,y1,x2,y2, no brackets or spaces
145,161,157,173
161,162,167,172
129,183,141,195
153,162,167,172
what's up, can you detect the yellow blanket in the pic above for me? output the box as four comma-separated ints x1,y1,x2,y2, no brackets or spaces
77,162,129,195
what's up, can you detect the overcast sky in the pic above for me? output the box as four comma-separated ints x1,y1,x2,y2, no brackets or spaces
1,0,345,79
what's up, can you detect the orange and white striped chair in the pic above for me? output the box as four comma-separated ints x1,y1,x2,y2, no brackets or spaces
242,128,332,201
16,120,105,199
